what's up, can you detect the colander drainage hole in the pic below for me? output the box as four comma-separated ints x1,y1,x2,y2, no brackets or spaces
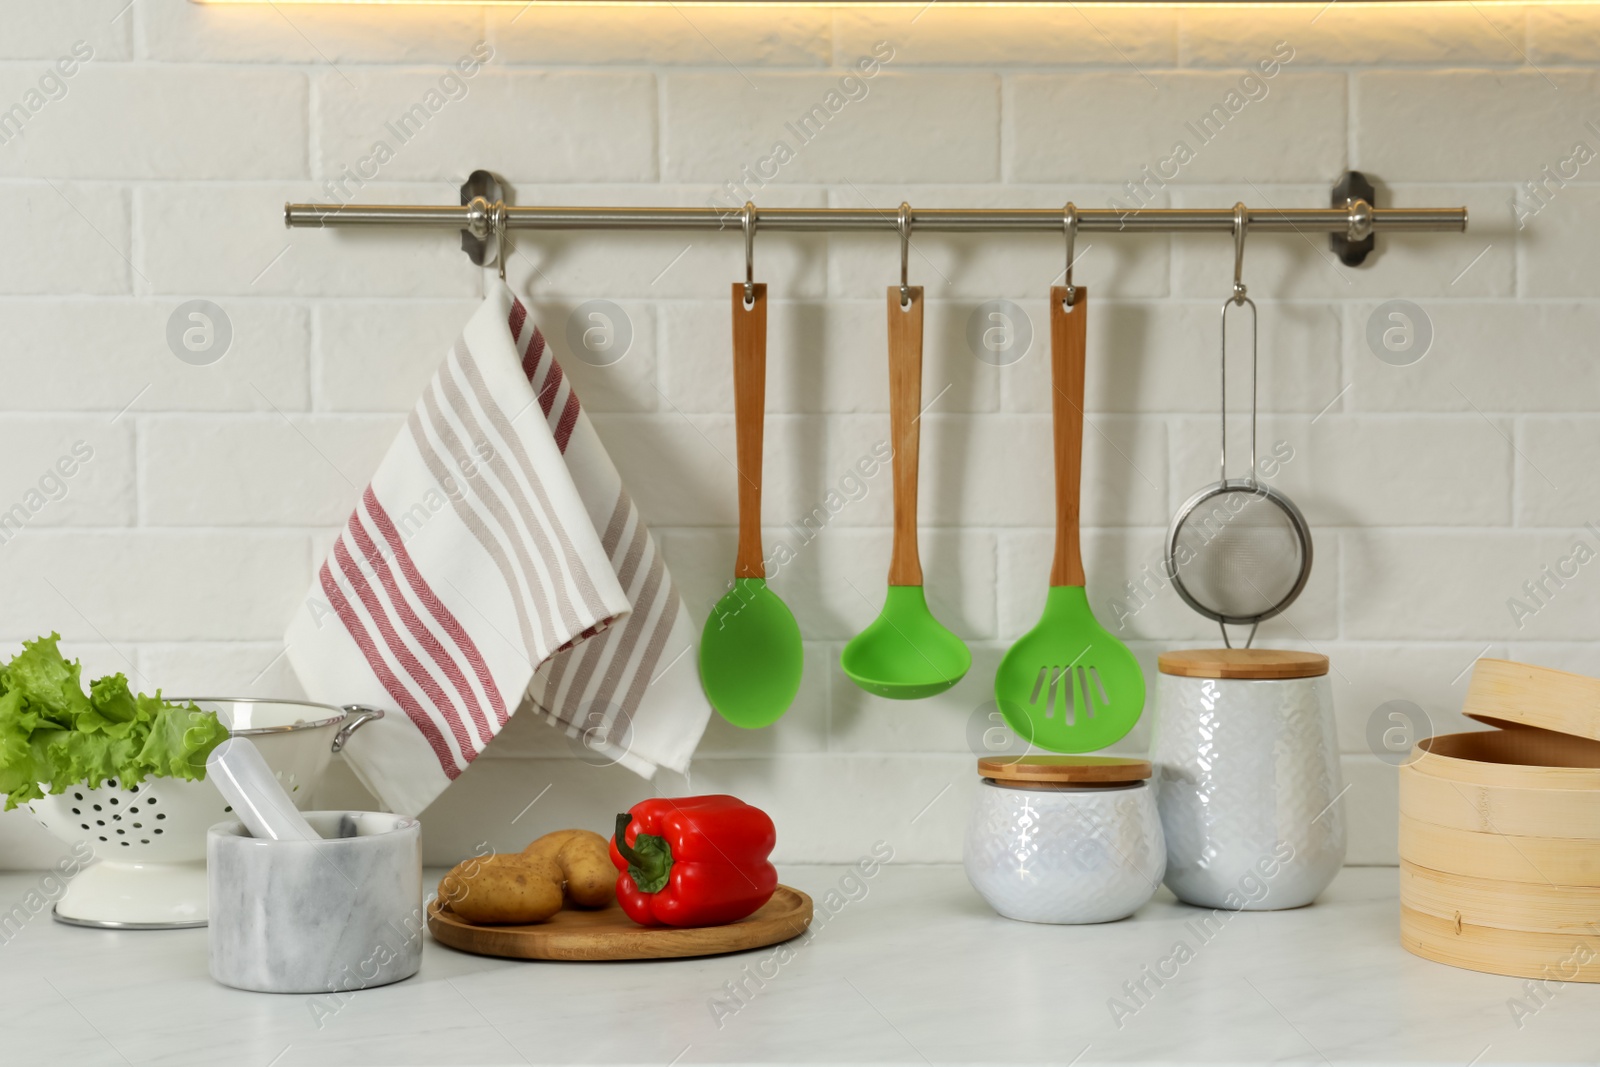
115,829,124,836
224,806,233,813
79,824,89,831
97,836,106,842
109,798,118,806
96,820,104,827
140,839,149,845
70,808,79,815
156,813,165,820
154,829,163,835
128,806,139,815
73,792,83,801
92,804,101,812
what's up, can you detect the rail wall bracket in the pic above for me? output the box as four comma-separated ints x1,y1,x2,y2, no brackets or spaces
1331,170,1378,267
460,169,504,267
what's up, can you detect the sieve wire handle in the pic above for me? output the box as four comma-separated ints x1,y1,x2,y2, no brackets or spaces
1049,285,1087,587
1219,621,1259,650
1219,294,1260,484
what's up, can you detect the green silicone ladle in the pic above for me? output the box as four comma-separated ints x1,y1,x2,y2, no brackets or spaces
841,287,971,700
699,283,803,727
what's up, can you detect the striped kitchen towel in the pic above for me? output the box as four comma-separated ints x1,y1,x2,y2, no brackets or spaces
284,283,710,816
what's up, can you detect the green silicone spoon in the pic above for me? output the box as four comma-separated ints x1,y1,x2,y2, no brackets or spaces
842,287,971,700
995,287,1145,752
699,283,803,728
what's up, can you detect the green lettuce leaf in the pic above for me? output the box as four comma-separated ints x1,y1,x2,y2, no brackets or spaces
0,690,43,806
0,634,230,809
2,634,91,726
88,673,140,730
135,698,228,781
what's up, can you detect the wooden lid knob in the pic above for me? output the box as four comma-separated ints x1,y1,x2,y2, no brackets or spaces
977,755,1152,786
1158,648,1329,680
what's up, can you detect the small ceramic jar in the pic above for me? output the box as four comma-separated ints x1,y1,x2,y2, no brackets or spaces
963,756,1166,925
1152,649,1346,911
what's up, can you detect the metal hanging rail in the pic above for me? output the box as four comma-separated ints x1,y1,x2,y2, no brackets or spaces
281,170,1467,269
285,201,1465,234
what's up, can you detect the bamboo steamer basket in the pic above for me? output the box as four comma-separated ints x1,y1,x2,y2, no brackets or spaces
1399,660,1600,982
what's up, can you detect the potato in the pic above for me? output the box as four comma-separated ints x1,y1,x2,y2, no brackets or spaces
557,834,616,909
521,829,616,908
521,829,593,865
438,852,561,892
437,853,563,925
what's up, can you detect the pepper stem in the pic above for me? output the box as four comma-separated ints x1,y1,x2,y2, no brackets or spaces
614,813,673,894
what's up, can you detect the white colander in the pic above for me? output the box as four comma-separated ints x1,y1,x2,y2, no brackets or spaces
25,700,383,929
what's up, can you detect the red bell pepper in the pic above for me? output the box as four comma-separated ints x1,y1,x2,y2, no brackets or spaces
610,795,778,928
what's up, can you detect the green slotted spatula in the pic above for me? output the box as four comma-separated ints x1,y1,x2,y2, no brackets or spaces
994,287,1145,752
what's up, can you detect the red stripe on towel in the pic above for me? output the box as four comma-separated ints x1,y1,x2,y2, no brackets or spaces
509,301,527,347
507,299,582,453
537,357,564,420
333,536,477,763
346,503,496,740
319,559,460,778
554,391,580,454
363,487,510,728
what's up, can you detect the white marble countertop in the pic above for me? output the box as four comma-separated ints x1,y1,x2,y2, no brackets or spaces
1,865,1596,1067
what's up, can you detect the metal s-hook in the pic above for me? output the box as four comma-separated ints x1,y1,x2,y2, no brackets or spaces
492,199,508,282
1062,202,1079,308
742,201,757,307
1231,201,1248,303
897,201,912,308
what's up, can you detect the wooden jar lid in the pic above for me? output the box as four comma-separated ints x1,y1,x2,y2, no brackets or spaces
1158,648,1329,680
977,755,1151,786
1463,658,1600,744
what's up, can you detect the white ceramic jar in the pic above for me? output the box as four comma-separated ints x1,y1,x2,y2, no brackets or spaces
963,756,1166,925
1152,649,1346,911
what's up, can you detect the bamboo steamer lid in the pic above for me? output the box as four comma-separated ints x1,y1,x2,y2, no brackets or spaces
1463,658,1600,742
1157,648,1328,680
977,755,1151,788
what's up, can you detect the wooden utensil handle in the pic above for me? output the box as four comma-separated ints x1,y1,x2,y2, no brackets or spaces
1049,286,1087,588
732,283,767,579
887,286,924,587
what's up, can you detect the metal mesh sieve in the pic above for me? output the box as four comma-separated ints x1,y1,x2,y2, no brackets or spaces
1166,284,1313,647
1169,481,1311,626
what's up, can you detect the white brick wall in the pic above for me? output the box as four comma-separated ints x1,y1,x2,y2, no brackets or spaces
1,0,1597,869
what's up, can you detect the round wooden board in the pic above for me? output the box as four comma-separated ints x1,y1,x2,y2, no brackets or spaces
1401,905,1600,983
427,885,813,961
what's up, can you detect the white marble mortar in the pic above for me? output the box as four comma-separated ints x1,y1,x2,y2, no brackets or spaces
208,811,423,994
